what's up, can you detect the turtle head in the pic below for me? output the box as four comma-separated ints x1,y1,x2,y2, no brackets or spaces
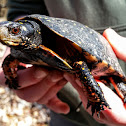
0,20,42,49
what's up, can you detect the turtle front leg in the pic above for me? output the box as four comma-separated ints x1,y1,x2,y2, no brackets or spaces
73,61,110,117
2,54,20,89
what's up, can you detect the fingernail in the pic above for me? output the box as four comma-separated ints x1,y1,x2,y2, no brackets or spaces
34,68,47,79
59,104,70,114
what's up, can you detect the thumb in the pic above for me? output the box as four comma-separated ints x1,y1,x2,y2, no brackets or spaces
103,28,126,61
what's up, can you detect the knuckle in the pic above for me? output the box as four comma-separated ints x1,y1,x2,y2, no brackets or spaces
15,90,37,103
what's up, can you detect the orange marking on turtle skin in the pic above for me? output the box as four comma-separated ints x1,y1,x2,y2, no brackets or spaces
83,51,98,63
110,77,124,100
39,45,60,57
3,59,19,80
76,61,83,65
38,45,72,69
9,60,19,78
91,93,95,96
89,96,100,102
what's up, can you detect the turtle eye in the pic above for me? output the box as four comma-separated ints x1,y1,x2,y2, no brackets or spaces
11,27,20,35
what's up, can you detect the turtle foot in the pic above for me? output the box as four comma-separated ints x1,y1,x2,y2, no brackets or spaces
86,100,111,117
5,77,20,90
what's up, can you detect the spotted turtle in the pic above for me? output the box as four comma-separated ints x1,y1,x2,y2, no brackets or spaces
0,14,126,116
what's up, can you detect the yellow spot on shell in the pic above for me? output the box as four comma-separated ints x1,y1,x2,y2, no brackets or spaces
47,20,51,22
62,30,65,32
78,41,82,44
73,23,76,26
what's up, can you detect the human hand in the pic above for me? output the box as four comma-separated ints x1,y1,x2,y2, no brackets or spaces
0,48,70,114
14,67,70,114
64,29,126,126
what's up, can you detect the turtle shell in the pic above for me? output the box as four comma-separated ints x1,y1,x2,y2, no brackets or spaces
20,14,125,79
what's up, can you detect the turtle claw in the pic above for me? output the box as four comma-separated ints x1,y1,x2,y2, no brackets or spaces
86,100,111,117
5,77,20,89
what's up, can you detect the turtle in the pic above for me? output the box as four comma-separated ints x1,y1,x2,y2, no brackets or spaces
0,14,126,116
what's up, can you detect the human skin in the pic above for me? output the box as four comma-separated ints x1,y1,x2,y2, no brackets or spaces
0,29,126,126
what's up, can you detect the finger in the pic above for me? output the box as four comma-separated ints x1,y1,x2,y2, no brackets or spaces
17,66,48,88
98,82,126,125
63,72,88,109
46,96,70,114
37,79,67,104
63,72,77,88
103,28,126,61
15,70,64,102
33,69,64,97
